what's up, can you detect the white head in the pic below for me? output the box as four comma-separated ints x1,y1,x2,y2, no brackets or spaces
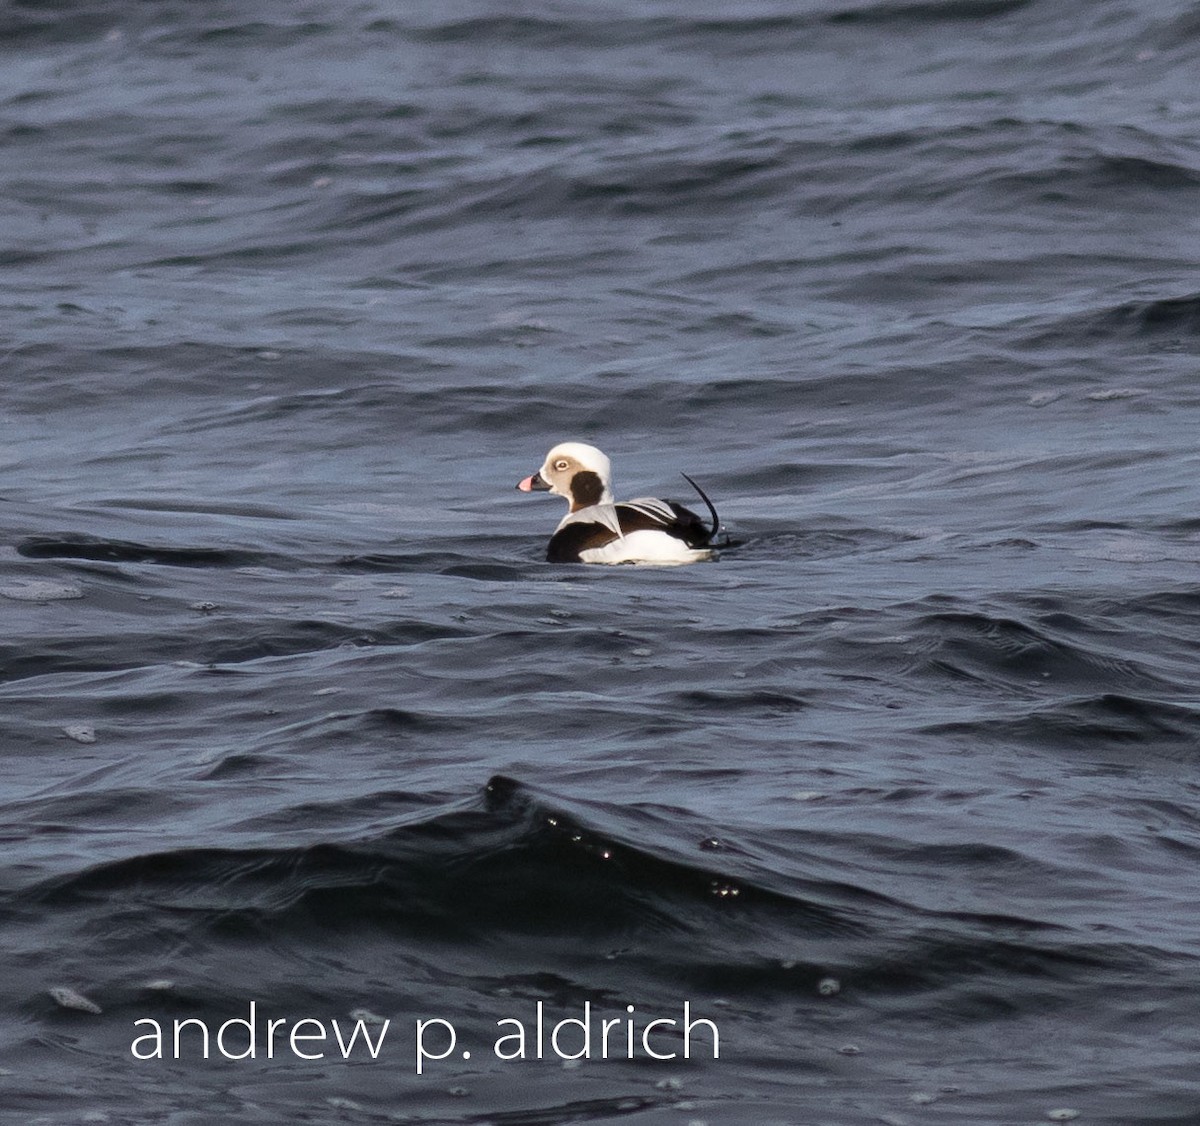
516,441,614,511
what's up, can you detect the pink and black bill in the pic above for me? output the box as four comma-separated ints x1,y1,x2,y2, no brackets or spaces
516,471,550,492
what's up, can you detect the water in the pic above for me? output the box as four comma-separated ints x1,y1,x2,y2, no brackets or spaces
3,1,1200,1122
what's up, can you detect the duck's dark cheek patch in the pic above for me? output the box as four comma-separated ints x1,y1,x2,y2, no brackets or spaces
570,470,604,507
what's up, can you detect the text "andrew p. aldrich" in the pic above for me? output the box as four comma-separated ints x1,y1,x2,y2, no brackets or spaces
130,1000,722,1075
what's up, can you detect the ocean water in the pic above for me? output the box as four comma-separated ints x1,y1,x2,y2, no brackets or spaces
3,1,1200,1123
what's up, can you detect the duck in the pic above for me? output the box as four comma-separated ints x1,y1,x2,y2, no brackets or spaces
516,441,722,564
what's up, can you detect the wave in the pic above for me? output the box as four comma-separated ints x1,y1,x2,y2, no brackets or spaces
14,531,535,579
923,693,1200,761
826,0,1032,26
0,601,473,686
29,776,864,938
19,776,1149,996
17,532,284,570
910,608,1177,694
1021,292,1200,350
368,3,1034,51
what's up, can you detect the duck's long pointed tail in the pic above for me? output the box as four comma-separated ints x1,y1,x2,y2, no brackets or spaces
681,473,721,544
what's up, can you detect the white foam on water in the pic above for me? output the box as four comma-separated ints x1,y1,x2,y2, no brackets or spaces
1,580,84,601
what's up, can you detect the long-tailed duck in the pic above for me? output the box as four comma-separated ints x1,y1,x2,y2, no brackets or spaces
516,442,722,564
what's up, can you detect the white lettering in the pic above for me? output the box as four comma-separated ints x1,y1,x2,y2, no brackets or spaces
415,1018,456,1074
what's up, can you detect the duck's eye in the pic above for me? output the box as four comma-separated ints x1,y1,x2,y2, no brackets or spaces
554,459,569,471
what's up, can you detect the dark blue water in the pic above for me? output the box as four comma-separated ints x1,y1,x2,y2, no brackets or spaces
3,2,1200,1123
